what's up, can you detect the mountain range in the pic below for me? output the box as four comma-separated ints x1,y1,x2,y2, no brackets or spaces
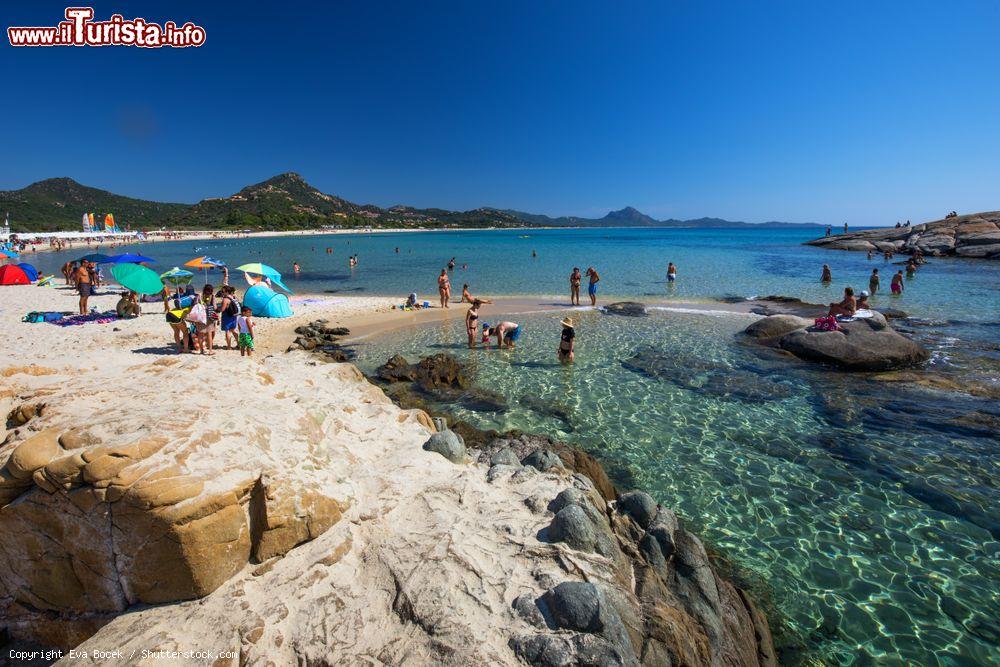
0,174,821,232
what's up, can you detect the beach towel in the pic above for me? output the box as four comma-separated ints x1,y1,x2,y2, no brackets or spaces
836,309,874,323
49,311,118,326
813,316,839,331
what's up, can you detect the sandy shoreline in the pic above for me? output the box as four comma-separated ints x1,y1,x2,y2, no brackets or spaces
0,280,776,663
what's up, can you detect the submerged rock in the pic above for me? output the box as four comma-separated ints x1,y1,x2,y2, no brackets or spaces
376,354,417,382
519,395,573,427
622,347,793,402
604,301,648,317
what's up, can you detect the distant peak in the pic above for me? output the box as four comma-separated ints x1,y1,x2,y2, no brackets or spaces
34,177,82,187
266,172,304,184
604,206,657,224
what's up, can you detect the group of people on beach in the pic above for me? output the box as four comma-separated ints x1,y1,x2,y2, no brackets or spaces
164,282,256,357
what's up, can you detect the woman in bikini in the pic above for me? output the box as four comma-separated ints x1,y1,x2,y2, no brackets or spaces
465,299,483,348
438,269,451,308
827,286,857,318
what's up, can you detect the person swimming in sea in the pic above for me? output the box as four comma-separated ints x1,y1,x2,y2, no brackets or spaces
448,257,456,270
891,270,905,294
869,268,880,293
293,262,301,274
821,264,832,283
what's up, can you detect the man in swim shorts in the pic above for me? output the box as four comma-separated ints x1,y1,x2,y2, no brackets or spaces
74,262,92,314
585,267,600,306
483,321,521,349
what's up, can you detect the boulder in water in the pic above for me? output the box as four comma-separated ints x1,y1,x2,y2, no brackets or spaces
376,355,417,383
777,317,929,371
744,314,813,339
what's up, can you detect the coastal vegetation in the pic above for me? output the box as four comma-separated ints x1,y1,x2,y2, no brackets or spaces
2,173,820,233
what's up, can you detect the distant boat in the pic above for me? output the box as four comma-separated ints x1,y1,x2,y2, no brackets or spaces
519,234,531,238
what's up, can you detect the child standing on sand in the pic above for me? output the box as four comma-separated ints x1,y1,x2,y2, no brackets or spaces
236,307,255,357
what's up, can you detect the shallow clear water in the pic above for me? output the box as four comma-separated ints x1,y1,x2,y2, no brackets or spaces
26,227,1000,323
25,228,1000,663
352,309,999,665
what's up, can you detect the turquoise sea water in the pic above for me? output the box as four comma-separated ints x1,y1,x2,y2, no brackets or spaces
26,227,1000,323
27,228,1000,663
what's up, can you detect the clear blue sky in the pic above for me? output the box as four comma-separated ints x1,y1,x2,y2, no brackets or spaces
4,1,999,224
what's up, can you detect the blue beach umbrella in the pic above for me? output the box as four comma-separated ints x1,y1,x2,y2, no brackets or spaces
0,248,19,260
103,253,156,264
77,253,111,263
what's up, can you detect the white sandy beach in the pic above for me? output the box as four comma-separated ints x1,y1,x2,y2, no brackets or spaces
0,285,627,661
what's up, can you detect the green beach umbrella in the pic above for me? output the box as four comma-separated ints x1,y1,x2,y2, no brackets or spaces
111,263,164,295
160,267,195,287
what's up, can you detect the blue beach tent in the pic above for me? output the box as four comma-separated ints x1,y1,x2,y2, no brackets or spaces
17,263,39,281
243,284,293,318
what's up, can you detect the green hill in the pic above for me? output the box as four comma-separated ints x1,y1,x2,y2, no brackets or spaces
1,174,819,232
0,177,189,232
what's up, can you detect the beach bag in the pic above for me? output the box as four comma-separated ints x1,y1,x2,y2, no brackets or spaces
187,303,207,324
813,316,839,332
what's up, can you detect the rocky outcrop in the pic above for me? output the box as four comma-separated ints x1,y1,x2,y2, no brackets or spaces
0,356,368,649
285,319,354,361
744,313,930,371
1,347,777,665
43,364,776,666
805,212,1000,259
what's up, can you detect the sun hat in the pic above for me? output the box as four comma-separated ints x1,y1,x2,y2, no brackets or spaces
860,290,869,297
560,317,574,328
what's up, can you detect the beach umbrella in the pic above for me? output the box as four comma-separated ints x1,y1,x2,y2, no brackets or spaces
78,253,111,263
103,253,156,264
111,263,164,295
160,267,194,295
0,248,19,260
184,256,226,285
160,267,194,287
236,262,292,293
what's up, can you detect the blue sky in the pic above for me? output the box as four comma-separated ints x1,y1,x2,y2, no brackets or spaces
3,1,999,224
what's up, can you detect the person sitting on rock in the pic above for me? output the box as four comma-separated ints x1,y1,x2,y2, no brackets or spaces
857,291,871,310
828,287,857,318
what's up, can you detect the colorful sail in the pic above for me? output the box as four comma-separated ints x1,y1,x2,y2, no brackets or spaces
88,213,95,230
104,214,114,231
82,213,91,232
